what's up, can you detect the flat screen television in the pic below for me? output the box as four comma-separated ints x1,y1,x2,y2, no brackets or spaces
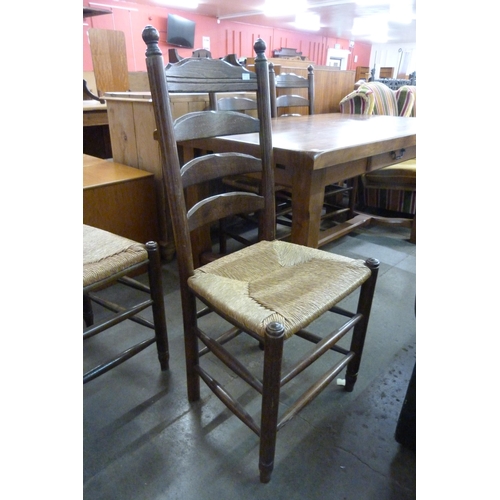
167,14,195,49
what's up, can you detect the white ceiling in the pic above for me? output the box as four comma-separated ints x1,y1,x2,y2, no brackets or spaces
134,0,416,45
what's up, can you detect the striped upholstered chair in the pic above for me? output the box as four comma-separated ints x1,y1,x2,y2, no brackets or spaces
339,82,416,234
339,81,415,117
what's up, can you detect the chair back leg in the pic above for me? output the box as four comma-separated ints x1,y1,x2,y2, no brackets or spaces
146,241,170,370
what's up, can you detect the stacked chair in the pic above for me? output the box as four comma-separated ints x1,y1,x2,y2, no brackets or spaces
143,24,380,483
339,82,417,241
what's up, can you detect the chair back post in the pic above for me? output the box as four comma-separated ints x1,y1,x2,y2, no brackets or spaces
253,40,275,241
143,26,194,282
269,62,278,118
307,64,315,114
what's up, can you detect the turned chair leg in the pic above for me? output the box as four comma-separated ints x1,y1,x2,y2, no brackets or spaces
259,322,285,483
345,258,380,392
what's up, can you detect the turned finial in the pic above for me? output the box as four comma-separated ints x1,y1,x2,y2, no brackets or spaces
254,38,267,61
142,25,162,57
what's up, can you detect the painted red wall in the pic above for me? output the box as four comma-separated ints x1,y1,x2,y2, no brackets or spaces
83,1,371,71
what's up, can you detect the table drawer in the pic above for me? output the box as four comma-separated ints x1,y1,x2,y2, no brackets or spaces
368,145,416,172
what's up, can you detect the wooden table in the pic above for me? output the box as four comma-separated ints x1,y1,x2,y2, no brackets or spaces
183,113,416,249
83,154,159,245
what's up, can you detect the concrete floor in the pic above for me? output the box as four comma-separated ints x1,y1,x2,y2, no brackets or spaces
83,224,416,499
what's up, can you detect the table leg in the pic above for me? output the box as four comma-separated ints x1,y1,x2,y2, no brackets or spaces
290,168,326,248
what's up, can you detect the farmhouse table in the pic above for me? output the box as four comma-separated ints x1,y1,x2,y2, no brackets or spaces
182,113,416,250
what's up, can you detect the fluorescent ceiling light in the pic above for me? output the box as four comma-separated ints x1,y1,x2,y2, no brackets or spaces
389,2,413,24
351,15,388,42
264,0,307,17
293,12,320,31
155,0,199,8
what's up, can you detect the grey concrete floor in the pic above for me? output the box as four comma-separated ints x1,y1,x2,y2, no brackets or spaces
83,224,416,499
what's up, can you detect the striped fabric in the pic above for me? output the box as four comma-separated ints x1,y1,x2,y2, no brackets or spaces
395,85,416,117
361,187,416,215
339,88,373,115
363,82,399,116
338,81,417,215
339,82,416,117
361,159,416,215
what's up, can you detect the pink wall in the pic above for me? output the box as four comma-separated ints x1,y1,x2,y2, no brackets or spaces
83,1,371,71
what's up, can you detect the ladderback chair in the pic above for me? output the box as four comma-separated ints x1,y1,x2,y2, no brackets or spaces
83,225,169,383
143,25,380,483
192,48,212,58
339,82,416,241
270,63,352,230
217,96,258,114
269,63,314,117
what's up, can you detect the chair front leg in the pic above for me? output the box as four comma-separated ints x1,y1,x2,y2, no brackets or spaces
259,321,285,483
345,258,380,392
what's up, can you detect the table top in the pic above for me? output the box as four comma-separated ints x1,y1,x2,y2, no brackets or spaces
83,155,153,189
185,113,416,170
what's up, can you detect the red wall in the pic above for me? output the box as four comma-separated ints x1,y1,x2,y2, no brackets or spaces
83,1,371,71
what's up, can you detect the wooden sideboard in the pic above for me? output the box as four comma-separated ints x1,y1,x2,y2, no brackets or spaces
83,154,160,246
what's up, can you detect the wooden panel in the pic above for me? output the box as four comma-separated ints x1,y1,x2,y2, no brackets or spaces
83,156,159,244
88,29,130,96
107,99,139,167
128,71,150,91
313,69,355,113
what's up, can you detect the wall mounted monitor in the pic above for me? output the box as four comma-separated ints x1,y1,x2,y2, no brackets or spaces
167,14,195,49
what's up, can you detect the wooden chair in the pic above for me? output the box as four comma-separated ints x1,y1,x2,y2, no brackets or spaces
192,48,211,58
216,96,258,114
339,82,416,242
143,24,380,483
269,63,353,230
216,92,293,249
83,225,169,383
269,63,314,117
168,48,183,63
221,53,242,66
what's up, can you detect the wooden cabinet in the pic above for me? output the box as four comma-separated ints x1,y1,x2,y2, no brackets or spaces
355,66,370,81
379,67,394,78
83,155,159,246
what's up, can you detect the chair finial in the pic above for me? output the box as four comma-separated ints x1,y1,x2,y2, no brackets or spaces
142,25,162,57
254,38,267,61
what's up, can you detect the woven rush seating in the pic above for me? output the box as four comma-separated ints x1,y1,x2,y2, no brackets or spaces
143,25,379,483
189,240,371,338
83,224,169,383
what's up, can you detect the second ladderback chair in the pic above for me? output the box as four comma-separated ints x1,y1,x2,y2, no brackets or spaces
269,63,314,117
269,62,352,230
143,25,380,483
